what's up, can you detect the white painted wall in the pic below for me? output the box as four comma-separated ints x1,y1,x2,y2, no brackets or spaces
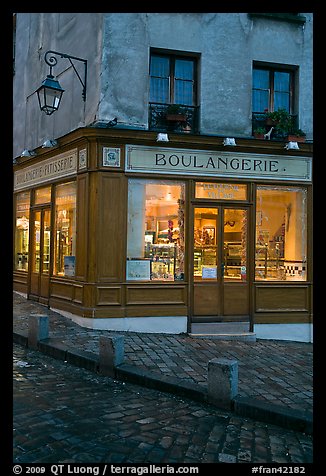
254,323,313,343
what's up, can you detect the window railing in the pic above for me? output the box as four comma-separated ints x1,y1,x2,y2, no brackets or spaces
149,103,199,134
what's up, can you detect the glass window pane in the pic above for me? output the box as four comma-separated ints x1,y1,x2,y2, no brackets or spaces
274,71,290,92
195,183,247,200
150,55,169,77
175,59,194,80
194,208,218,281
150,77,169,103
54,182,76,276
127,179,185,281
32,211,41,273
274,92,290,112
42,210,51,274
255,186,307,281
224,209,247,281
274,71,291,112
35,186,51,204
174,79,193,105
15,191,30,271
252,89,269,113
252,69,270,113
150,56,170,103
253,69,269,89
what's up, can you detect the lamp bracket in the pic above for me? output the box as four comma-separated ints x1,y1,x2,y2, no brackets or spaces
44,50,87,101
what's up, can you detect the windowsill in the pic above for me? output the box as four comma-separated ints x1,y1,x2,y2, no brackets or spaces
249,13,306,24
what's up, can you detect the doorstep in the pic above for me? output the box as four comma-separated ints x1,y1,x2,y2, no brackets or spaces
189,322,257,341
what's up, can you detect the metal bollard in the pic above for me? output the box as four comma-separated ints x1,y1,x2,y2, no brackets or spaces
99,335,124,377
207,357,238,409
28,314,49,350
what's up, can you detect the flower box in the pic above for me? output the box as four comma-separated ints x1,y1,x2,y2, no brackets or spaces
287,134,306,143
165,114,187,122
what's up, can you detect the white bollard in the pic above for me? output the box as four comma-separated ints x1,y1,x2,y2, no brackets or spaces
207,358,238,409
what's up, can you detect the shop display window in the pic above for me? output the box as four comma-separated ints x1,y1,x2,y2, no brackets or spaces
15,191,30,271
127,179,185,281
255,186,307,281
54,182,76,276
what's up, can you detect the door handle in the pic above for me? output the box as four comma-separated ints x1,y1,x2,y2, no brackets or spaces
221,262,225,277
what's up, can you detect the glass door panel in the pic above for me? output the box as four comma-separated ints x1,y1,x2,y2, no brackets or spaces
192,205,249,321
223,209,248,282
32,211,41,273
29,208,51,301
193,208,218,281
42,209,51,274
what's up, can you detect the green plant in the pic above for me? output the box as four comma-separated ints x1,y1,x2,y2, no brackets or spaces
167,104,183,114
290,128,306,137
265,108,293,134
254,127,266,135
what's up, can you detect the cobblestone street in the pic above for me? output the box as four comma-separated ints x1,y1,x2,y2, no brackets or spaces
13,293,313,414
13,344,313,465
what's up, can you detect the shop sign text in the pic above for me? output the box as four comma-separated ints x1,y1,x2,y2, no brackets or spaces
126,145,312,182
14,150,78,191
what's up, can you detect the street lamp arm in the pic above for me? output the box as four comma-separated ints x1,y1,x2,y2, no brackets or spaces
44,50,87,101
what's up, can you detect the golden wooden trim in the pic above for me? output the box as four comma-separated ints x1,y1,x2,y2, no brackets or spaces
125,305,187,317
97,286,122,306
50,281,74,301
254,313,312,324
73,284,83,304
254,284,310,312
126,285,187,305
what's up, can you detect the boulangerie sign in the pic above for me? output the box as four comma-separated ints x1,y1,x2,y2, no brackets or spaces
125,145,312,182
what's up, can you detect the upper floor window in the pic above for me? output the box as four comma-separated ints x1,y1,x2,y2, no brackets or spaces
150,53,197,106
252,66,294,114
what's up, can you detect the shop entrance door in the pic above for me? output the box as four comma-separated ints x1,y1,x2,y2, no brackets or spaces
192,206,249,322
29,208,51,304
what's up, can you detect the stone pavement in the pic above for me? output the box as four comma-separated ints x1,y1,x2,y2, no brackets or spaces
13,292,313,433
13,343,313,464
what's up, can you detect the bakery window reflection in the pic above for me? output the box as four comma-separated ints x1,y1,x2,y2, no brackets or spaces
54,182,76,276
255,186,307,281
15,191,30,271
127,179,185,281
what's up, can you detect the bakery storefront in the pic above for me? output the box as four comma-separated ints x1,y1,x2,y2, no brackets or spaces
13,129,313,341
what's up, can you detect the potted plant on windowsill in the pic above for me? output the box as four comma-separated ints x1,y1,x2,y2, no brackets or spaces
287,129,306,143
265,108,292,130
165,104,187,122
253,127,266,139
266,109,305,142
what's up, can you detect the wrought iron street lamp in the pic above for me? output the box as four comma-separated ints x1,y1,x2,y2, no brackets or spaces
36,50,87,115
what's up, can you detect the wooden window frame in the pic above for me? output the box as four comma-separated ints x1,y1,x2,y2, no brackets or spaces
150,52,198,107
252,64,295,114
